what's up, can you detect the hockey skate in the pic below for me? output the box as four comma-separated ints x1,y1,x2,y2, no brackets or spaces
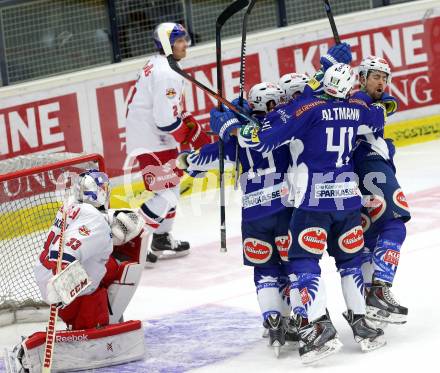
366,281,408,324
296,314,343,364
144,250,158,268
263,313,285,358
150,232,190,259
284,316,300,348
343,310,386,352
4,342,25,373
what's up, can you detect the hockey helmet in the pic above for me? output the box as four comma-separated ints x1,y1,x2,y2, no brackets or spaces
153,23,191,51
323,63,355,99
248,82,283,113
278,73,309,101
358,55,392,84
74,169,110,210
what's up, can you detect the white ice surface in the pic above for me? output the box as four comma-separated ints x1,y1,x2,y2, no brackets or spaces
1,140,439,372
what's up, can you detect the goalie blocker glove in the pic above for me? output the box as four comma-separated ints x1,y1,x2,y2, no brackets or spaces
46,260,92,306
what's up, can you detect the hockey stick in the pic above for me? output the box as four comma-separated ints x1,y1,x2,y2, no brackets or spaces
216,0,249,252
42,196,69,372
234,0,257,190
323,0,341,44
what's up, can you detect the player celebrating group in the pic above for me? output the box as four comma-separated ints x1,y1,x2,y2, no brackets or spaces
210,59,388,362
125,22,210,261
178,80,299,356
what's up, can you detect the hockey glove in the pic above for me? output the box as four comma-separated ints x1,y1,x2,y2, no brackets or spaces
379,93,398,116
320,42,352,72
176,151,208,178
181,111,211,149
231,97,252,124
209,108,241,142
176,152,190,170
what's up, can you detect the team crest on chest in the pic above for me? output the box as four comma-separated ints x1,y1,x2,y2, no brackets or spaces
166,88,176,98
78,225,91,236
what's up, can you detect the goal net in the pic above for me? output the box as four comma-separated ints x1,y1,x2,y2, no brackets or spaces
0,153,105,326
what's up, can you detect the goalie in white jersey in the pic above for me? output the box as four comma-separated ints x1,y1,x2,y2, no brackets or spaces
7,170,147,372
125,22,210,261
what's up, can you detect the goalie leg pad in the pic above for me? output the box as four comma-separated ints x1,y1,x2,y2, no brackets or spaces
108,262,144,324
107,232,148,323
16,320,145,372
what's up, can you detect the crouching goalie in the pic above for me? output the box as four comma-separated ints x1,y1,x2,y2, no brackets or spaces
6,169,147,372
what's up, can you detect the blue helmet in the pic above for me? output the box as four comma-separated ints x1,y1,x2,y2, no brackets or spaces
153,22,191,51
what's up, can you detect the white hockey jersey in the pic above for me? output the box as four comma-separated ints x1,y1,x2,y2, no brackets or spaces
34,202,113,303
125,54,185,156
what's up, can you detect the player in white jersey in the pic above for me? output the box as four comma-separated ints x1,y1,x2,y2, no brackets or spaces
125,22,210,262
7,170,147,372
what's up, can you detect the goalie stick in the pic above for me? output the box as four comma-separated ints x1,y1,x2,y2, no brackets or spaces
234,0,257,190
42,193,69,373
216,0,250,252
323,0,341,44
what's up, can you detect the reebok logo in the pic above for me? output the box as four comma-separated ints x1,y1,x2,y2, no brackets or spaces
56,334,88,343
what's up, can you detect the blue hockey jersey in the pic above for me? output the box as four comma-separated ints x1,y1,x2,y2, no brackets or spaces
238,94,386,211
352,90,396,165
186,118,292,222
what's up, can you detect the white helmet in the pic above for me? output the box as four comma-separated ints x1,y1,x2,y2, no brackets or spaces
153,23,191,51
74,169,110,210
248,82,283,113
278,73,309,100
323,63,355,99
358,55,392,84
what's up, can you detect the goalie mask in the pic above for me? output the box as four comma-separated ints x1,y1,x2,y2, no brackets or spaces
323,63,355,99
153,22,191,51
248,82,283,113
74,169,110,210
278,73,309,101
358,55,392,85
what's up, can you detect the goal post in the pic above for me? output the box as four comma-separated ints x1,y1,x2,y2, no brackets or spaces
0,153,105,326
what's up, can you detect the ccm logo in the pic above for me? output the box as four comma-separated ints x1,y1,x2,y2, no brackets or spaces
70,279,89,298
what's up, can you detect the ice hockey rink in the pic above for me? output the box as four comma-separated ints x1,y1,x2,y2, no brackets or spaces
0,138,439,373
